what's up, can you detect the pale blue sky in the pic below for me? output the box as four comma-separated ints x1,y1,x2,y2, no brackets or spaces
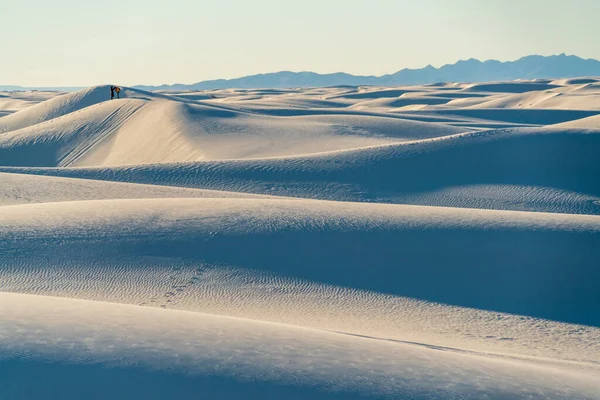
1,0,598,86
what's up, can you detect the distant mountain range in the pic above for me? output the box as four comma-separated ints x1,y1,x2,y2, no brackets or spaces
134,54,600,91
2,54,600,92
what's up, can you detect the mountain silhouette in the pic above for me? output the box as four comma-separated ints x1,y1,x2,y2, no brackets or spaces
135,54,600,91
3,54,599,92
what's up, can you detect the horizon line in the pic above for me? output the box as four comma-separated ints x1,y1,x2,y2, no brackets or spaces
2,52,597,89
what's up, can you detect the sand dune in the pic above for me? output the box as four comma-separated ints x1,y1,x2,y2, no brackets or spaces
464,90,600,111
462,82,560,93
551,113,600,129
1,79,599,399
552,77,600,85
5,126,598,214
2,197,600,330
0,172,274,206
3,292,598,400
0,86,469,167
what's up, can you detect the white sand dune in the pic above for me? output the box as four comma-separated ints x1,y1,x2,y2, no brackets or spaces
0,172,275,206
0,86,468,167
0,86,121,133
5,126,598,214
2,197,600,338
1,79,599,399
3,292,598,400
550,113,600,129
0,90,62,113
398,108,600,125
551,77,600,85
463,90,600,111
462,82,560,93
463,91,561,109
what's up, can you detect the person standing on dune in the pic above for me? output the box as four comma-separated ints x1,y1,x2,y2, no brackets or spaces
110,86,115,100
115,86,121,99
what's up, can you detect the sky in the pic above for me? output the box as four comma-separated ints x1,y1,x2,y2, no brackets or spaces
1,0,599,87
